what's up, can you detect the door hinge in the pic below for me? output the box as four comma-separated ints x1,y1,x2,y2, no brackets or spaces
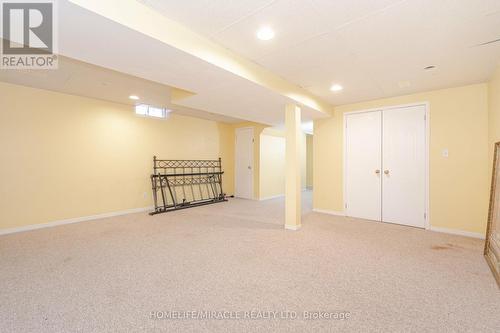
424,114,426,121
424,213,427,219
345,203,348,209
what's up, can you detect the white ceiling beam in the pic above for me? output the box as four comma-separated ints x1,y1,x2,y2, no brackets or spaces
68,0,334,115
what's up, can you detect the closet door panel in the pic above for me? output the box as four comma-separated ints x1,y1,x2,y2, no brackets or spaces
345,111,382,221
382,106,426,228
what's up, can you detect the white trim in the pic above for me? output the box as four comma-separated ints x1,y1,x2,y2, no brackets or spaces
429,226,485,239
343,102,430,229
313,208,346,217
234,126,255,200
425,103,430,229
0,206,153,236
259,194,285,201
284,224,302,231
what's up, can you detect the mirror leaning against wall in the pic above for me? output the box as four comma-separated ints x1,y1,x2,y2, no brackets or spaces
485,142,500,287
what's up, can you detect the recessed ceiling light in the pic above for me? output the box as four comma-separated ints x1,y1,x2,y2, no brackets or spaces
330,84,343,92
256,27,275,41
129,95,140,100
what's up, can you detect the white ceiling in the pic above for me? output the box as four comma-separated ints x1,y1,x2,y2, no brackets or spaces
139,0,500,105
0,55,243,123
45,0,328,127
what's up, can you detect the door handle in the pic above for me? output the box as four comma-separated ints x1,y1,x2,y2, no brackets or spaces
248,166,252,170
375,169,381,174
384,170,390,175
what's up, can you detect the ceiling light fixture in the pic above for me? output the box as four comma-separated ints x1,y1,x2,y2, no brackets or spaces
424,65,436,71
129,95,140,100
256,27,275,41
330,84,343,92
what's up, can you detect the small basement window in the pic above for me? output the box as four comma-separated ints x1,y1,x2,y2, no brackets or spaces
135,104,169,118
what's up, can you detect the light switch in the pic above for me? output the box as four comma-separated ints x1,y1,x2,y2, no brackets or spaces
442,149,449,158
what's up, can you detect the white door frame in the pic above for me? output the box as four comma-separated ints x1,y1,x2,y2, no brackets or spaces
343,102,430,229
235,127,254,199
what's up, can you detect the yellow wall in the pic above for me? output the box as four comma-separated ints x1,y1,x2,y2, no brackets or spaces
489,63,500,163
258,128,307,199
259,133,286,199
314,83,489,234
306,134,313,188
0,82,231,231
300,132,307,189
217,122,235,196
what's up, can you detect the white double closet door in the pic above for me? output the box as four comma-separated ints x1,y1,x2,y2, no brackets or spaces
345,105,427,228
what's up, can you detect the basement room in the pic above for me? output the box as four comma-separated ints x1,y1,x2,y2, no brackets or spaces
1,0,499,332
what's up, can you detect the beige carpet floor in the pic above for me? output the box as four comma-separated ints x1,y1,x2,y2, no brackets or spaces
1,191,499,332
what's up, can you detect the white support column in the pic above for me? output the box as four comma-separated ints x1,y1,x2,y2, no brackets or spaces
285,103,302,230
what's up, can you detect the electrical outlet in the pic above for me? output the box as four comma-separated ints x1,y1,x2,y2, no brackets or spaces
143,192,148,199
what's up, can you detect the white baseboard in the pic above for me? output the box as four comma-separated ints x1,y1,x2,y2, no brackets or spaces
313,208,346,217
0,206,153,236
285,224,302,231
259,194,285,201
311,211,483,239
429,226,485,239
259,188,308,201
